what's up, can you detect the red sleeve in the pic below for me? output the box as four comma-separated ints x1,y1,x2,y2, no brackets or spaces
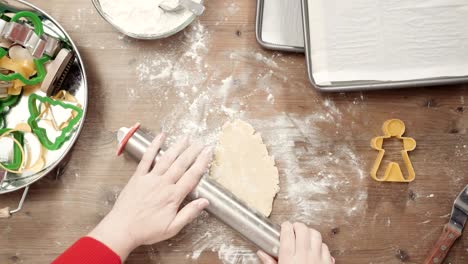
52,237,121,264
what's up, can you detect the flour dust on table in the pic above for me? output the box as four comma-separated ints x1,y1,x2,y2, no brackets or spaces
129,15,366,263
135,21,209,97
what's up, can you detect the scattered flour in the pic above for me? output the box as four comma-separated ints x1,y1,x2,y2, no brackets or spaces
219,76,235,104
229,52,279,69
255,52,279,68
227,2,240,15
183,22,209,66
267,93,274,103
249,106,367,223
182,213,258,263
131,18,366,263
136,21,209,92
174,103,366,262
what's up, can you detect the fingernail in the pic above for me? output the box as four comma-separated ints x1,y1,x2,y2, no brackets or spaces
332,257,335,264
197,199,209,209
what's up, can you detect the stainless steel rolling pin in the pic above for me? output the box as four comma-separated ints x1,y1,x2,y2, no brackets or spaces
116,123,281,257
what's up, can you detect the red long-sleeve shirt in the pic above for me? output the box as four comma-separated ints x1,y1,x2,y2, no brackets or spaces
52,237,121,264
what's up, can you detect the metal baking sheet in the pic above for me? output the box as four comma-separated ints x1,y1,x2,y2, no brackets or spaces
301,0,468,92
0,0,88,194
256,0,304,53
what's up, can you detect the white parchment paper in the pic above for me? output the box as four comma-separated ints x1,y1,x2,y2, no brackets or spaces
307,0,468,85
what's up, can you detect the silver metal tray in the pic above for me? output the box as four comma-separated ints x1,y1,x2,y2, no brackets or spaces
256,0,304,53
0,0,87,209
301,0,468,92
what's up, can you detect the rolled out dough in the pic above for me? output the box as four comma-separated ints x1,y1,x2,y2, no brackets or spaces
209,120,280,216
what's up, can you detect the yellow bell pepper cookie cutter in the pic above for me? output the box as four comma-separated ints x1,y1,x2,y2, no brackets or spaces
15,123,46,173
370,119,416,182
0,124,46,174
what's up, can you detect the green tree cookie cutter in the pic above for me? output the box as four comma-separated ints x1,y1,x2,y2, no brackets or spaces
0,128,24,171
0,94,20,110
27,93,83,150
0,11,50,85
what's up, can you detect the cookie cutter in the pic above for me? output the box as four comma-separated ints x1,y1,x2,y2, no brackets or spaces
370,119,416,182
0,93,20,129
40,48,75,96
0,47,50,86
0,128,24,171
0,11,52,87
0,11,62,58
27,93,83,150
0,93,20,113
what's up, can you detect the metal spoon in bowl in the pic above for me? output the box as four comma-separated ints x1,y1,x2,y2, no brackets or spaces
159,0,205,16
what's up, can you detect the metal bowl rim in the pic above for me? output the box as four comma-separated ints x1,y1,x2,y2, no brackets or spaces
91,0,200,40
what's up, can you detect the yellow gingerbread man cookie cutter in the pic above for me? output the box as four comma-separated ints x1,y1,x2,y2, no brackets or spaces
370,119,416,182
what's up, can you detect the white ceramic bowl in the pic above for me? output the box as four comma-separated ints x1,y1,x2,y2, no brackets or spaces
92,0,203,40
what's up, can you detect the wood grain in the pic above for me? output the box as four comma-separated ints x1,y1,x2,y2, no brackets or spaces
1,0,467,263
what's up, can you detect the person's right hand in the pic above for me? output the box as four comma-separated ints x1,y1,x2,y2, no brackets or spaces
257,222,335,264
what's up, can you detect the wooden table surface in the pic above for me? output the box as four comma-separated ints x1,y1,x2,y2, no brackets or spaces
1,0,467,263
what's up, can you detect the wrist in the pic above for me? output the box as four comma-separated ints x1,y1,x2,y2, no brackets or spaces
88,211,138,261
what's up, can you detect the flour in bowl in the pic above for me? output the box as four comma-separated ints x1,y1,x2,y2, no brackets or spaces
99,0,201,36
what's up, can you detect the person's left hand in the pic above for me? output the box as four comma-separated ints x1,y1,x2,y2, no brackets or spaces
88,134,212,261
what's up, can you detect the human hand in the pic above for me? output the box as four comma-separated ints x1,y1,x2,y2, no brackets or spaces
257,222,335,264
88,134,212,261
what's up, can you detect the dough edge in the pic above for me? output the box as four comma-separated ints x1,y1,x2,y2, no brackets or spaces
209,119,280,216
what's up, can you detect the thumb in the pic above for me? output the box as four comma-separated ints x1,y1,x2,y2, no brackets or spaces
167,198,209,236
257,250,277,264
